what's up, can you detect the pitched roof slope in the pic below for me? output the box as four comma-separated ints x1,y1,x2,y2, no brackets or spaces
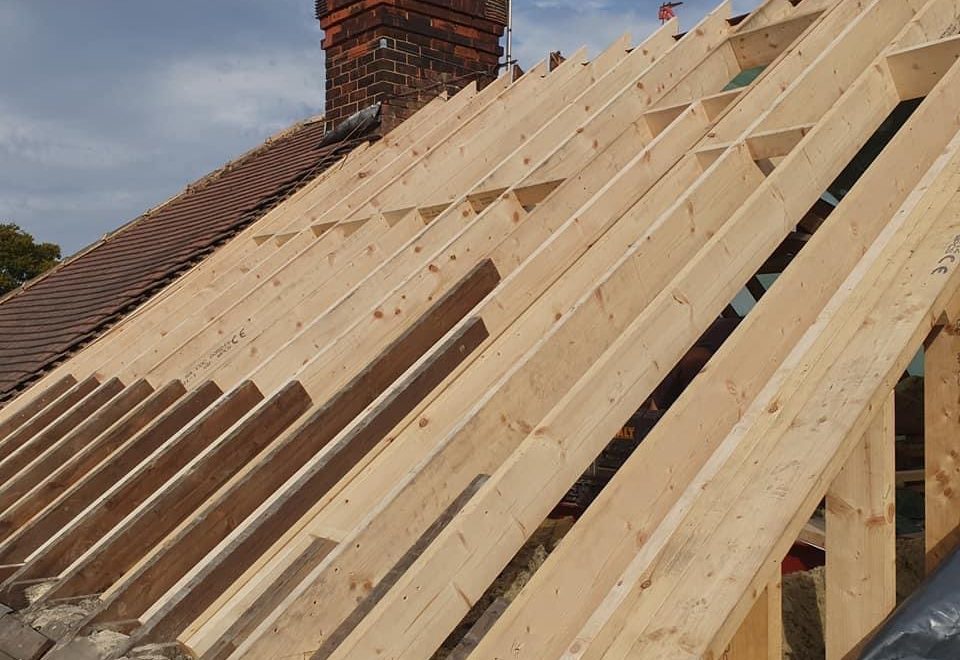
2,1,960,659
0,117,376,401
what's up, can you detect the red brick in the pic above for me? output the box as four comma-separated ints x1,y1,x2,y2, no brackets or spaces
318,0,505,132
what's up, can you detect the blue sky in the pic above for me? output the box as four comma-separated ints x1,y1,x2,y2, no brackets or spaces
0,0,744,256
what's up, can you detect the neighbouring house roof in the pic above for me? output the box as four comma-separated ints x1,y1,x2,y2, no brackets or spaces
0,114,379,401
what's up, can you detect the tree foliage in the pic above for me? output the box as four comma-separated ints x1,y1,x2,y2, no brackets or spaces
0,223,61,295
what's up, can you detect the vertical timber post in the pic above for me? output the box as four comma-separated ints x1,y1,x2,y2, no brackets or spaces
924,319,960,573
726,577,782,660
825,394,896,659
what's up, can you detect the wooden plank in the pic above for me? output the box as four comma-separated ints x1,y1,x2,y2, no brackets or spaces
206,21,812,644
154,58,708,648
309,476,489,660
318,10,916,657
351,51,596,218
0,376,76,445
0,379,126,486
116,220,365,383
301,61,548,227
92,263,497,637
580,82,960,653
0,6,900,660
474,6,954,655
730,8,824,70
0,382,263,607
15,18,636,418
0,82,483,421
0,376,101,462
726,578,781,660
147,56,592,402
237,145,771,658
446,597,509,660
144,318,491,651
825,394,896,659
890,0,960,51
746,123,814,160
464,12,716,195
0,381,185,534
196,206,467,392
755,0,920,132
644,102,691,136
734,0,802,33
0,382,218,563
705,0,901,145
590,127,960,660
155,536,337,660
0,380,154,514
656,40,741,109
614,188,960,660
39,381,311,603
924,320,960,572
182,107,712,657
0,81,471,419
0,615,51,660
231,198,482,395
887,33,960,100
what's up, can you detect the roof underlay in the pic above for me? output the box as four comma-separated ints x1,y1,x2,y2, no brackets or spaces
1,0,960,658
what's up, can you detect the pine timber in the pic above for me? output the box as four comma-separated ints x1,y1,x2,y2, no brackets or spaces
925,319,960,572
580,42,950,660
476,4,960,658
185,11,785,653
1,0,959,658
725,580,782,660
89,262,498,639
0,382,263,607
302,2,925,657
825,395,896,659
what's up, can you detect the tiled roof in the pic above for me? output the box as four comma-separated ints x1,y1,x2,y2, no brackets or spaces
0,117,378,401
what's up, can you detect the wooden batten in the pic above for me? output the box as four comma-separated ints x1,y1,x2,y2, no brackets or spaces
0,382,262,603
0,382,221,566
0,376,101,462
0,380,155,514
0,375,77,444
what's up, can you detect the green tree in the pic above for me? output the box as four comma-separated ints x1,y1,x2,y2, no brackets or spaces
0,223,61,295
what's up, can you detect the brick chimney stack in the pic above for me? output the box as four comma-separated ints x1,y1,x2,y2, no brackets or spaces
316,0,508,132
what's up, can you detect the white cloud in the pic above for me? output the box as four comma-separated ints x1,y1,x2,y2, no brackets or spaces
154,49,325,134
0,2,31,40
531,0,612,9
513,8,659,68
0,105,138,170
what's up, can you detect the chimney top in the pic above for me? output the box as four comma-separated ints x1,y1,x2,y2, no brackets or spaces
317,0,508,132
